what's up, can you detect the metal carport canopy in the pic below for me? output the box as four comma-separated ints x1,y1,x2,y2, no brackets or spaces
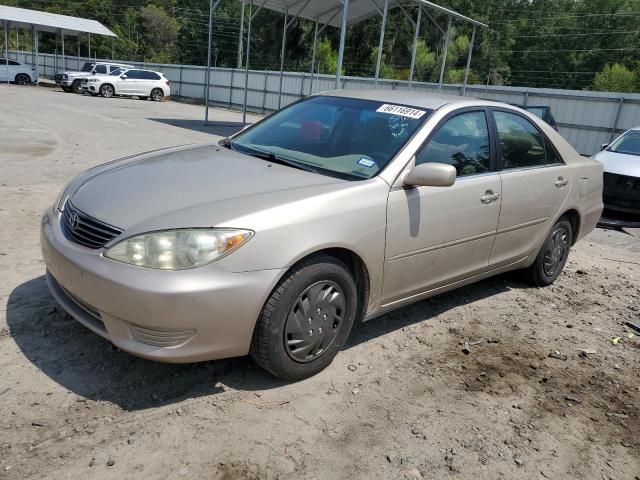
238,0,487,28
204,0,486,125
0,5,116,36
1,5,116,85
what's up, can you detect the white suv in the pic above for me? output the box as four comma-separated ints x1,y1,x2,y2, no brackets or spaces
82,68,170,101
0,58,38,84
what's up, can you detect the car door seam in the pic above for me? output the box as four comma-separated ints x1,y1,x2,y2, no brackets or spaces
387,230,497,261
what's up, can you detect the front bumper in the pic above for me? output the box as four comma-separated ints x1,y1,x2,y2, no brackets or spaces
40,208,284,363
600,171,640,228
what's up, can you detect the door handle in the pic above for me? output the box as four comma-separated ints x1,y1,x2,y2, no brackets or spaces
481,191,501,204
555,176,568,188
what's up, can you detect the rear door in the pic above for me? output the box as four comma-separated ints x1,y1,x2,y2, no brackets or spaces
117,69,140,94
138,71,161,95
489,109,571,267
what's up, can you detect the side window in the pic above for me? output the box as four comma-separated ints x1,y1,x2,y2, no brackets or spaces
9,60,20,66
545,138,564,165
94,64,107,74
415,111,490,177
126,70,140,79
494,111,547,169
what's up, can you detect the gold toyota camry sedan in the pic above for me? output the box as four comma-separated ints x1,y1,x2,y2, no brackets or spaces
41,90,603,380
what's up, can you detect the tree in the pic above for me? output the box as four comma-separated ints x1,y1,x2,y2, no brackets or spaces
315,39,339,75
592,63,638,93
139,4,179,62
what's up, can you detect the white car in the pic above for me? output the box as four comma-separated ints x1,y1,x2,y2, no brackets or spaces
593,126,640,227
0,58,38,84
82,68,170,101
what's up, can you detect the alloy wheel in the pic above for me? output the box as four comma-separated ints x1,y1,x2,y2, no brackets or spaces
101,85,114,98
151,89,163,101
284,281,345,363
543,226,569,277
15,74,29,85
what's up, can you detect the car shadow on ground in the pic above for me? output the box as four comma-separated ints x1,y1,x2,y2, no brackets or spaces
150,118,247,138
7,273,524,411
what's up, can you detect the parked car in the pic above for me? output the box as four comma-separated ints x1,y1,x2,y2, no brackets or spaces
511,105,559,131
41,91,603,380
0,58,37,84
55,62,132,93
593,127,640,227
82,68,169,101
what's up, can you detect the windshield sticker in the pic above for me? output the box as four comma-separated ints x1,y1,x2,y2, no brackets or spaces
358,157,376,168
376,104,427,119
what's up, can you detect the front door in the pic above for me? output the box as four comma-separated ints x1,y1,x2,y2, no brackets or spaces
382,109,502,306
488,109,572,267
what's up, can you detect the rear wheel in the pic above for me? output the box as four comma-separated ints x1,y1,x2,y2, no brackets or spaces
250,255,358,380
100,83,115,98
522,218,573,287
15,73,30,85
71,79,82,93
62,86,73,92
150,88,164,102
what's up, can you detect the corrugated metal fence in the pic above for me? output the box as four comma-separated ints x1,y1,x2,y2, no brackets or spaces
9,50,640,155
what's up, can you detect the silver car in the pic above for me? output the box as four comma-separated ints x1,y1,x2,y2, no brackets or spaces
41,91,604,380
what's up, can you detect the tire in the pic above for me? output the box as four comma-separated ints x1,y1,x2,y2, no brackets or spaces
62,86,73,93
71,79,82,93
100,83,115,98
15,73,30,85
250,254,358,380
522,218,573,287
150,88,164,102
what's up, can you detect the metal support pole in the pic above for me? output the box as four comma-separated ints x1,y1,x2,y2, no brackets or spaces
237,2,244,68
335,0,350,90
3,20,9,84
309,20,318,95
205,0,222,124
242,1,254,125
609,97,625,143
61,30,66,72
461,25,475,96
278,13,288,109
375,0,389,86
408,6,422,87
88,33,91,59
111,37,114,60
77,35,81,69
438,16,452,89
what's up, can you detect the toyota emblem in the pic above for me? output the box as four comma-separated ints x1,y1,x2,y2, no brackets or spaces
69,212,80,231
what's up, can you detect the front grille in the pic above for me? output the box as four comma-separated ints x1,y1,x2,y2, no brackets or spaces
55,73,64,82
62,201,123,249
129,324,196,348
603,172,640,213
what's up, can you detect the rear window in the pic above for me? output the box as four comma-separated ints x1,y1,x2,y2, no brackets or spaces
140,71,161,80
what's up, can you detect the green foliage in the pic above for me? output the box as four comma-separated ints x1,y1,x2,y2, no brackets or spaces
315,39,339,75
413,41,436,82
592,63,638,93
138,5,179,62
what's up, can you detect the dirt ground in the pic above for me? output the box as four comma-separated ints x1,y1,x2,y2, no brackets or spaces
1,85,639,480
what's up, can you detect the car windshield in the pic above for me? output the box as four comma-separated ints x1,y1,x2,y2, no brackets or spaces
110,68,125,76
230,96,431,180
609,130,640,156
524,107,546,119
81,62,94,72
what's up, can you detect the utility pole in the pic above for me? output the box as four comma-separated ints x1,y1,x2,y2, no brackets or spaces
237,2,244,68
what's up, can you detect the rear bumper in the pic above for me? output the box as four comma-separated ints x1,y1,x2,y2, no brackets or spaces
41,207,284,363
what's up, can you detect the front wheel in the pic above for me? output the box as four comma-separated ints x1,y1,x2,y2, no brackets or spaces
250,255,358,380
100,83,115,98
522,218,573,286
150,88,164,102
71,79,82,93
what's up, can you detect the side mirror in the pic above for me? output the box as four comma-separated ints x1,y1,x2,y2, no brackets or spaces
403,162,456,187
120,74,127,79
600,143,609,151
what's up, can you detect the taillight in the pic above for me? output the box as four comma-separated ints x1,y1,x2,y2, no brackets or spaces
166,80,170,86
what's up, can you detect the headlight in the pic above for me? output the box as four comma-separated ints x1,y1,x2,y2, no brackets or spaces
103,229,253,270
62,74,68,80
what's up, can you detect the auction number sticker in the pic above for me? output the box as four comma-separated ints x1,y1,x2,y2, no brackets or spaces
376,104,426,119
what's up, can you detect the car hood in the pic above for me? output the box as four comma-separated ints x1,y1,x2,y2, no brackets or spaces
64,71,92,78
593,150,640,177
69,143,348,232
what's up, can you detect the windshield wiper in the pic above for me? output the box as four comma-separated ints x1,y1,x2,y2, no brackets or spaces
251,151,321,174
218,137,232,149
